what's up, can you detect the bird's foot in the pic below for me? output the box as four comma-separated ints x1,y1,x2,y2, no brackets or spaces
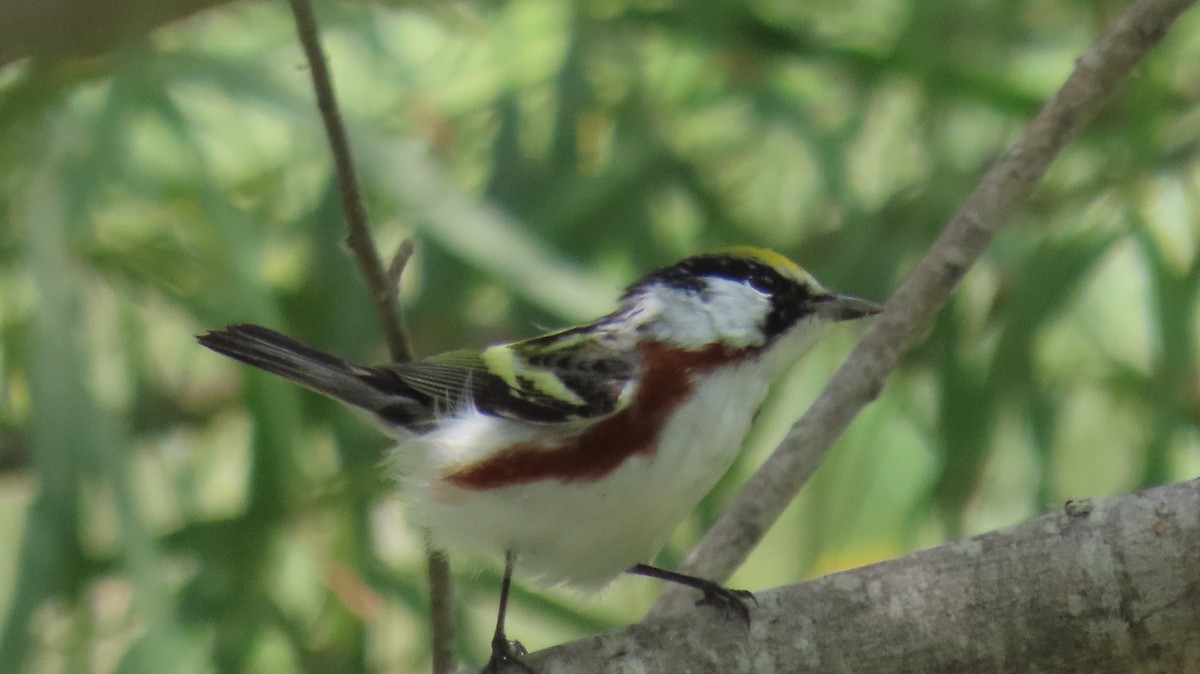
482,633,532,674
624,564,757,626
695,582,757,626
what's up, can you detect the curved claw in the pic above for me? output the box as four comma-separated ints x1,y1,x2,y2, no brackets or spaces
483,636,532,674
696,585,757,626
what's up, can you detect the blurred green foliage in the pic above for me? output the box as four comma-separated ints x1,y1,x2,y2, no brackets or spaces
1,0,1198,671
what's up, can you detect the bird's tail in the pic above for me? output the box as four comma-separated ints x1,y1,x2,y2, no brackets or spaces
197,324,422,427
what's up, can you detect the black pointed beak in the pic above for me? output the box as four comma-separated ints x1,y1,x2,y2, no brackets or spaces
815,293,883,321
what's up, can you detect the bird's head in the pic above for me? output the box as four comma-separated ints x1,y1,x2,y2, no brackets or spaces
618,247,881,351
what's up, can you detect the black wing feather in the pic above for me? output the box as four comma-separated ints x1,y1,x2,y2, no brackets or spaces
199,323,640,430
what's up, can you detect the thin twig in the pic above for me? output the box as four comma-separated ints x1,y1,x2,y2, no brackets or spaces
426,547,456,671
286,0,412,363
649,0,1198,617
388,238,417,290
284,1,453,670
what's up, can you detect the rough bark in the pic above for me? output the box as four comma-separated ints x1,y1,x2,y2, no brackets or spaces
482,479,1200,674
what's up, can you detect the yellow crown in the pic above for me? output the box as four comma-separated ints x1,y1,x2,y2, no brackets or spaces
721,246,819,287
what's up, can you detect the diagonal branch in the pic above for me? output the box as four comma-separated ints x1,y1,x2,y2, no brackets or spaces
0,0,234,69
650,0,1199,616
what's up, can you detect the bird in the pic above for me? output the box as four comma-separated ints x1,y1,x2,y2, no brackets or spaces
197,247,881,671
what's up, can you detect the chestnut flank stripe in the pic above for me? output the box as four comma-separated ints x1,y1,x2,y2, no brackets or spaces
443,342,757,490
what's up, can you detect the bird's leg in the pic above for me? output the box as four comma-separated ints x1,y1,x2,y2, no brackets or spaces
484,551,532,673
626,563,756,624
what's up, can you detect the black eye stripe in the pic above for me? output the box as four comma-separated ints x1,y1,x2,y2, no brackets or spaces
763,281,815,338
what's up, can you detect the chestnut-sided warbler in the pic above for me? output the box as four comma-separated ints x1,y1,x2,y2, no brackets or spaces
198,247,880,670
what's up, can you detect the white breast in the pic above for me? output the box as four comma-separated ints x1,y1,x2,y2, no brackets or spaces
396,324,820,589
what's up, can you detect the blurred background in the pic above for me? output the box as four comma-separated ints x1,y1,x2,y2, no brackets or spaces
1,0,1198,671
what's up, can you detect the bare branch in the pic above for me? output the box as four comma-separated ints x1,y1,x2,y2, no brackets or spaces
286,0,413,363
649,0,1199,617
426,547,456,673
0,0,234,69
388,238,417,291
284,2,448,670
482,479,1200,673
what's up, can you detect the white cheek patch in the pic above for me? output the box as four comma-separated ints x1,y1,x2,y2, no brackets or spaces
635,278,772,348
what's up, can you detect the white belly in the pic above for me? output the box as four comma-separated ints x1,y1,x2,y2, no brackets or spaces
397,357,781,588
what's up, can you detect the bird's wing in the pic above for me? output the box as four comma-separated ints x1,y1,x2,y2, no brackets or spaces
386,327,640,424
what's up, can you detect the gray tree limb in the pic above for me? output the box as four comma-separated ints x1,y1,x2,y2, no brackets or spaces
483,479,1200,674
0,0,236,69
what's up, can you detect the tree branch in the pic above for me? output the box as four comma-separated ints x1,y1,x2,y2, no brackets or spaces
482,479,1200,673
286,0,412,363
284,1,449,670
650,0,1199,617
0,0,235,69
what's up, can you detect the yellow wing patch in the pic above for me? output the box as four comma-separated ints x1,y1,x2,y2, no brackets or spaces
481,344,588,406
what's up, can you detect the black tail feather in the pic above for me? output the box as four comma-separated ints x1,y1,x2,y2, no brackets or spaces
197,324,425,427
199,324,354,377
